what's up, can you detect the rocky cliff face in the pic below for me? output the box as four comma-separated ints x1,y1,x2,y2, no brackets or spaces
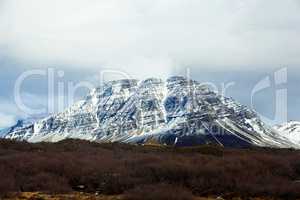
3,76,298,148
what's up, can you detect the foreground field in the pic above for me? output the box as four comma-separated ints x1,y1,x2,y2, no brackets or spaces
2,192,121,200
1,192,282,200
1,139,300,200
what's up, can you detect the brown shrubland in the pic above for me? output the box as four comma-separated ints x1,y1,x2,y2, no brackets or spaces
0,139,300,199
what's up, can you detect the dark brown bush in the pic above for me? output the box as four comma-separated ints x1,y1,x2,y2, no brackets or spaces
123,184,194,200
20,172,71,193
0,139,300,199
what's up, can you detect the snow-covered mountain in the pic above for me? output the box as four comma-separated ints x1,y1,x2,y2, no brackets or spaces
3,76,299,148
274,121,300,144
0,114,47,138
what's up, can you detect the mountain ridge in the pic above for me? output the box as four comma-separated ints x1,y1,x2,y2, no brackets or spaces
274,121,300,144
3,76,299,148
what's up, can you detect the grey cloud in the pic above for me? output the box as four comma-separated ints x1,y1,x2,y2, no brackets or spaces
0,0,299,78
0,0,300,128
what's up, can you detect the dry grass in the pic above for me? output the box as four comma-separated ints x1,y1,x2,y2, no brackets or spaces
2,192,122,200
2,193,285,200
3,192,198,200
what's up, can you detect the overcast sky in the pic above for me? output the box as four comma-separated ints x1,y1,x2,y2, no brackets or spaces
0,0,300,128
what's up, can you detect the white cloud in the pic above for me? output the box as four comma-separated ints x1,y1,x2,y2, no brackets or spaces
0,0,300,78
0,90,87,121
0,112,15,128
0,93,49,127
0,99,26,128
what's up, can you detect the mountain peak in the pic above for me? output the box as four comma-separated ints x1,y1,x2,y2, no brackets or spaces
3,77,299,149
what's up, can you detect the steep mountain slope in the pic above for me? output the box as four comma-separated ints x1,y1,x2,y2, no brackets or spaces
274,121,300,144
3,77,298,148
0,114,46,139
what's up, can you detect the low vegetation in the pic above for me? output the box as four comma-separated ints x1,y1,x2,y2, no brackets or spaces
0,139,300,199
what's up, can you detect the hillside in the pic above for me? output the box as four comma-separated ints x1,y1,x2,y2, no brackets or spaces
3,77,298,149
